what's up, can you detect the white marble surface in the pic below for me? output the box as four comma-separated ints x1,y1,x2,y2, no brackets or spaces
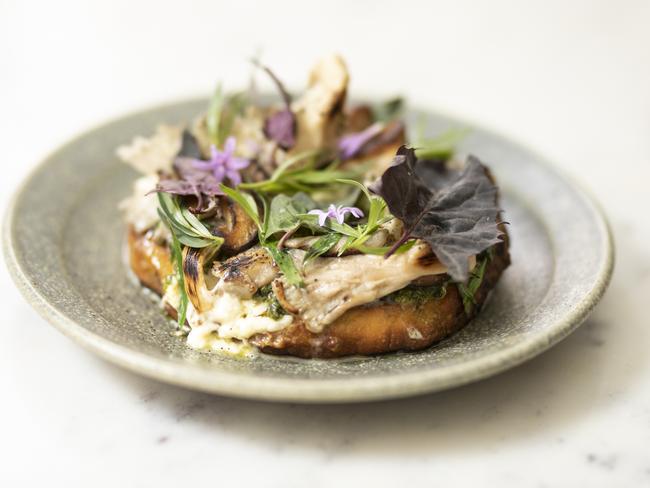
2,1,649,486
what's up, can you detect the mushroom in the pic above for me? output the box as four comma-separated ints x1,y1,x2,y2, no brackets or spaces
206,197,258,257
182,246,219,313
290,54,349,156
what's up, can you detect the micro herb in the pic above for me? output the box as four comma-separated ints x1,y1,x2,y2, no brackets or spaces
156,192,225,249
413,127,469,161
219,184,304,286
457,255,489,315
238,151,360,194
206,83,224,146
206,84,246,147
169,232,188,327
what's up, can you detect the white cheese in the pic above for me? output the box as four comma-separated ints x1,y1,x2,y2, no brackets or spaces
116,124,182,175
119,175,161,233
163,279,291,355
187,292,293,340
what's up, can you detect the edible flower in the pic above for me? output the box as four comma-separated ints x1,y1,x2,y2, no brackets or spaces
338,122,383,160
153,135,250,211
190,136,250,186
308,204,364,226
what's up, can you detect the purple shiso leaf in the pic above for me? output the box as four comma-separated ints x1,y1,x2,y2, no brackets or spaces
264,109,296,150
150,132,251,212
176,136,249,189
370,146,503,282
254,61,297,150
153,159,224,211
338,123,383,160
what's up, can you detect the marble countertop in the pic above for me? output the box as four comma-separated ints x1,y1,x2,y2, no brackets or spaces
2,1,649,486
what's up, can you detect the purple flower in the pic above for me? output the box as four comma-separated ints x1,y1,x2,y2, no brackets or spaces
338,123,383,160
190,136,250,186
151,136,250,212
308,204,364,226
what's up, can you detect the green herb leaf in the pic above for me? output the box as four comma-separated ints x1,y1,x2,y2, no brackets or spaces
458,256,489,315
238,151,360,195
156,193,224,249
414,128,469,160
169,226,188,327
219,91,247,144
265,242,303,286
207,83,224,146
265,192,316,237
373,97,404,122
303,233,341,264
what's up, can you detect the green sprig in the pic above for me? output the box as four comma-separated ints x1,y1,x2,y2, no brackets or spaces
238,151,360,194
156,193,224,249
458,255,489,315
414,127,469,160
220,184,304,286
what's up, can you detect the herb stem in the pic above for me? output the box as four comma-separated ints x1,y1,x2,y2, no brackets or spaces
384,231,411,258
277,225,298,249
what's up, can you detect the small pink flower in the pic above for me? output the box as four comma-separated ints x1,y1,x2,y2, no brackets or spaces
190,136,250,186
308,204,364,227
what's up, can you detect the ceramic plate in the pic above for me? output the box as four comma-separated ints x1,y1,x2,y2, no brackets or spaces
3,99,613,403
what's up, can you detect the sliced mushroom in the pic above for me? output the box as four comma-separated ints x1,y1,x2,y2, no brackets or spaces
279,243,450,333
182,246,220,313
211,247,279,298
205,197,258,257
290,54,349,155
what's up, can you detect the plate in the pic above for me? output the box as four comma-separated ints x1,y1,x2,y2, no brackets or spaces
3,99,613,403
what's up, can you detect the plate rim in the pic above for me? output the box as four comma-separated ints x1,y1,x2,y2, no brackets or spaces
2,98,615,403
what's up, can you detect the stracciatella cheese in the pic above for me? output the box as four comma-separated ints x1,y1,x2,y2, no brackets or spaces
120,175,161,233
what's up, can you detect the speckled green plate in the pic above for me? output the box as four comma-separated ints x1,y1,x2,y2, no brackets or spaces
3,99,613,403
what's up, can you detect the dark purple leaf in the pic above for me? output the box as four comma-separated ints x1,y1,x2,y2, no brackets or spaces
153,165,223,212
371,146,503,282
254,61,297,150
263,109,296,150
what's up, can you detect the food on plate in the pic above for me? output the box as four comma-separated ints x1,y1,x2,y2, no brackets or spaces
118,55,510,358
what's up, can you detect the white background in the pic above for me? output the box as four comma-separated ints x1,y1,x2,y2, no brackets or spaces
2,1,649,487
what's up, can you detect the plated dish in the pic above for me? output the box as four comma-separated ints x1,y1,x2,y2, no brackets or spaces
3,56,613,402
119,55,509,358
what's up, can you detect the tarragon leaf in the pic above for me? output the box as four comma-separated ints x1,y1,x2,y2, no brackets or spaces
265,242,303,286
458,255,488,315
265,192,316,237
303,233,341,265
414,128,468,161
207,83,224,146
169,230,188,326
371,146,503,282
